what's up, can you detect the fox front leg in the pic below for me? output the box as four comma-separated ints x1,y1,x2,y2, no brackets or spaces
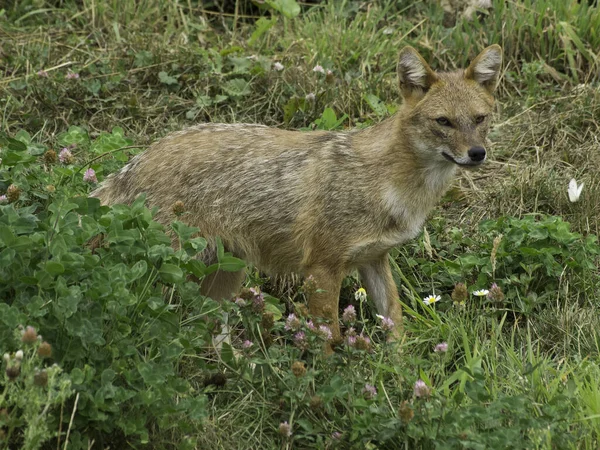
359,254,403,340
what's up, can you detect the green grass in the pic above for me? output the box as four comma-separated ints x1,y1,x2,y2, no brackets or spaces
1,0,600,449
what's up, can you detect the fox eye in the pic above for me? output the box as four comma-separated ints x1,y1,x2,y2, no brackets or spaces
436,117,452,127
475,115,487,124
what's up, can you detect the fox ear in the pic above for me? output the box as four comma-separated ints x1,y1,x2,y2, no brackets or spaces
397,46,438,98
465,45,502,92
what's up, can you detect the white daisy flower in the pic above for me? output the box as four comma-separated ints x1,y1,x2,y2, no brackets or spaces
423,294,441,305
355,287,367,302
472,289,489,297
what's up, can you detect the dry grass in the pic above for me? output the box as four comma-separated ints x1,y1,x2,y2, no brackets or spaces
457,86,600,235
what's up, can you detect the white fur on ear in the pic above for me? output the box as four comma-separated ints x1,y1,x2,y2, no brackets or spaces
467,45,502,91
397,47,436,95
472,49,502,83
398,51,428,87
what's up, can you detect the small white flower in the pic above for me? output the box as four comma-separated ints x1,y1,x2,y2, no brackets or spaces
568,178,584,203
423,294,441,305
382,27,394,35
472,289,489,297
15,350,24,361
355,287,367,302
273,62,284,71
3,353,10,363
305,92,316,102
312,65,325,74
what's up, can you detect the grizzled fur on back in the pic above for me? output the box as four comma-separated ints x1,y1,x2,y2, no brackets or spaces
92,45,503,344
93,123,375,274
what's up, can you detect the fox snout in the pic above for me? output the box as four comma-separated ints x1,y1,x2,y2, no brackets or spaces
442,145,487,167
467,146,486,162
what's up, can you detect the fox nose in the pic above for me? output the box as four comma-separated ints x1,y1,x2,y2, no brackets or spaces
468,146,486,162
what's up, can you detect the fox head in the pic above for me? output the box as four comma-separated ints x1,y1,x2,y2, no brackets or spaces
397,45,502,167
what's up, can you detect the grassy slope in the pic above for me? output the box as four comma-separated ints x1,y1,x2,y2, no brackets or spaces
1,0,600,448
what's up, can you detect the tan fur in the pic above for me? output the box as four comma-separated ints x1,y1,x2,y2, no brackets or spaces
91,46,502,342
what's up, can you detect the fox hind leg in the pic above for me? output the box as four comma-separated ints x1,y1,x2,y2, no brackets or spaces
202,269,247,352
304,265,344,352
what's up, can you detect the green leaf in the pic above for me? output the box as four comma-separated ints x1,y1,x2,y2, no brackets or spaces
129,260,148,282
364,93,387,117
249,17,277,45
101,369,116,385
196,95,212,107
0,136,27,151
57,125,89,147
138,362,170,385
314,107,348,130
218,255,246,272
147,296,164,311
220,46,245,57
70,368,85,384
14,129,31,143
528,227,548,240
265,0,300,18
283,97,300,125
1,151,36,165
222,78,252,97
0,303,25,327
159,263,184,283
220,342,235,365
172,221,200,242
264,302,282,321
85,79,102,95
45,260,65,275
134,50,154,67
0,248,16,267
321,107,337,128
188,237,207,253
158,71,179,85
0,226,16,246
228,56,253,74
185,259,206,278
216,237,225,261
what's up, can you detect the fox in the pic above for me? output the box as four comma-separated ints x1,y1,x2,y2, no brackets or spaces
91,44,502,345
